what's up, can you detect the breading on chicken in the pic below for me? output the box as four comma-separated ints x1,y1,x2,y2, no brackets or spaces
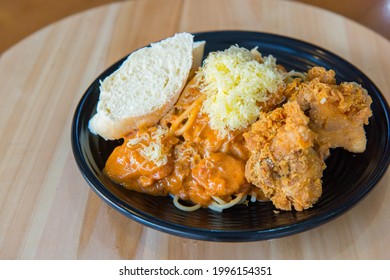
244,101,326,211
292,67,373,157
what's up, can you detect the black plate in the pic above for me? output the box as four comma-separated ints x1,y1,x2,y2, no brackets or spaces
71,31,390,241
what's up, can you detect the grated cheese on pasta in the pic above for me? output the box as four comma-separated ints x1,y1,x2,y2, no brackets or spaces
196,45,285,135
126,126,169,166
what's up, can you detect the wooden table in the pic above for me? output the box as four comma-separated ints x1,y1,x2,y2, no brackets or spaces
1,0,389,259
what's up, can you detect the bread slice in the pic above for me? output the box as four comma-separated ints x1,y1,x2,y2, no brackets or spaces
89,33,204,140
189,40,205,80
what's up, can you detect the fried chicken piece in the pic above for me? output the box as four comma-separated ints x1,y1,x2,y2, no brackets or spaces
307,67,336,84
244,101,325,211
293,67,373,157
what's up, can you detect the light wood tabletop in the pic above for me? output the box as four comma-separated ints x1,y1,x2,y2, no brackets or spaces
1,0,389,259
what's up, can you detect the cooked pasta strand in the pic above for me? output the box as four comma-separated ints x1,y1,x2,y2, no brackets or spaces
170,94,206,135
173,195,202,212
208,193,246,212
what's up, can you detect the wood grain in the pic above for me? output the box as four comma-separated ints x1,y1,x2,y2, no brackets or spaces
0,0,389,259
2,0,389,53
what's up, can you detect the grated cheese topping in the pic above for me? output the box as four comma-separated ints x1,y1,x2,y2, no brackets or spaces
126,126,169,167
196,45,285,135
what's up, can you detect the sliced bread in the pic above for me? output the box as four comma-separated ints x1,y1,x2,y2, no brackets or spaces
89,33,204,140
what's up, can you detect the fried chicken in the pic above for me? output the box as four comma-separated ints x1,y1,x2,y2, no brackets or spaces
244,101,325,211
244,67,372,211
292,67,373,157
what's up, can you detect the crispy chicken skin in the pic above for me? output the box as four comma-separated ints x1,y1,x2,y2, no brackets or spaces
244,101,325,211
291,67,373,157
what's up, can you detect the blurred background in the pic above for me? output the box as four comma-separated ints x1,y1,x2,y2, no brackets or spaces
1,0,389,54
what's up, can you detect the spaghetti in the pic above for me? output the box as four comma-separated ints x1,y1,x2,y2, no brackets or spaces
103,46,308,212
103,79,257,211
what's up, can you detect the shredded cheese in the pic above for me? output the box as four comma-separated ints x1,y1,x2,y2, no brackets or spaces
139,141,168,166
196,45,285,134
126,126,169,167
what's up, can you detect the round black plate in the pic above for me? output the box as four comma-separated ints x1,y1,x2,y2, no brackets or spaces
71,31,390,241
